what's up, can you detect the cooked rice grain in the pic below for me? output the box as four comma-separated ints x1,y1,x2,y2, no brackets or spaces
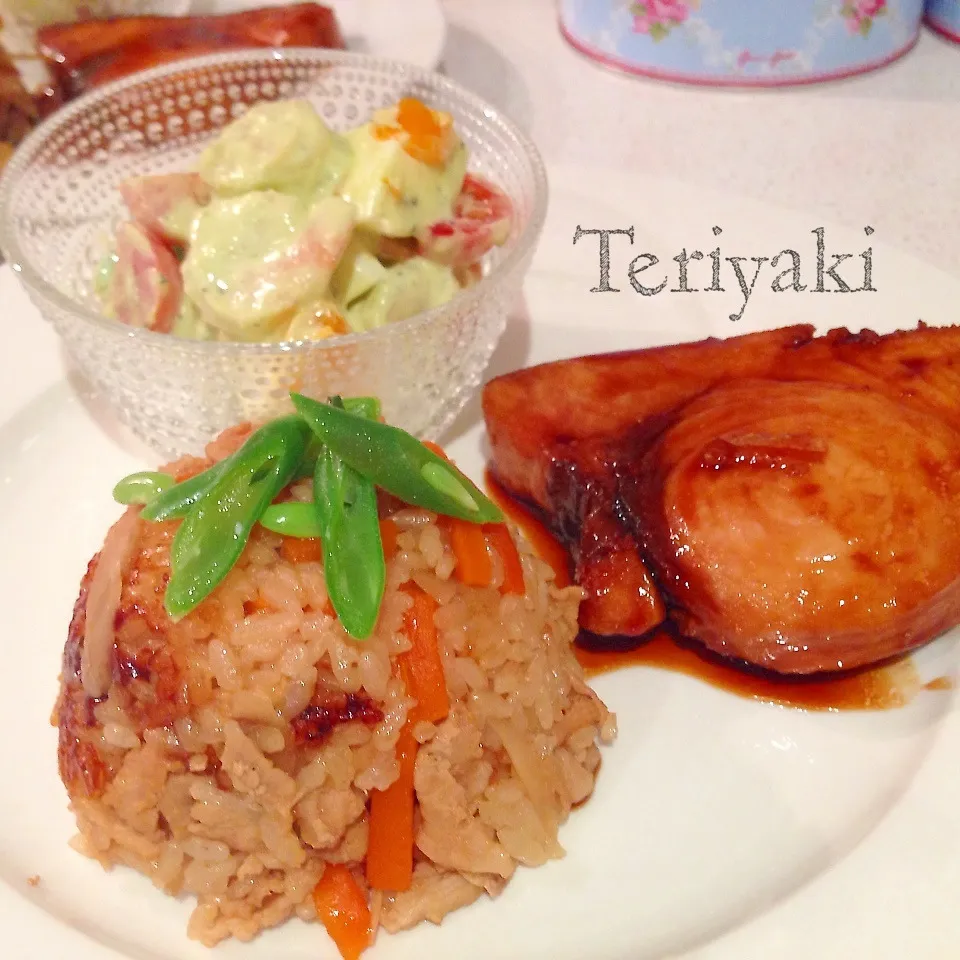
54,439,615,949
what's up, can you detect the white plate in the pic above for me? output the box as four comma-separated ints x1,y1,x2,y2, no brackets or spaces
1,166,960,960
188,0,447,71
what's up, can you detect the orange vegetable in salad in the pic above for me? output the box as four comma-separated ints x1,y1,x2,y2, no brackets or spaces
371,96,455,168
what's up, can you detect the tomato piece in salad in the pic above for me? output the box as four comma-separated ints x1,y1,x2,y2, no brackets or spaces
415,174,513,269
119,173,212,247
105,221,183,333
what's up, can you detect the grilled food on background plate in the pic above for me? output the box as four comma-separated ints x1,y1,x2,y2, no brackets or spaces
35,3,346,99
0,3,346,166
0,41,35,170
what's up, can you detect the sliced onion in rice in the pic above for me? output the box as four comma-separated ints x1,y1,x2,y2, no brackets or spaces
81,508,140,698
490,717,563,846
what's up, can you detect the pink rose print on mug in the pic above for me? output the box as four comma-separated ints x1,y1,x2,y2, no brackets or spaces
630,0,699,41
842,0,887,36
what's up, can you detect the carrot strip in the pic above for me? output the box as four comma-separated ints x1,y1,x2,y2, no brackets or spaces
419,443,511,593
379,518,400,560
313,863,373,960
399,584,449,724
280,536,323,565
403,134,448,168
448,518,493,588
484,523,525,595
381,177,404,201
366,585,449,892
279,538,335,613
397,97,442,138
242,597,271,616
366,726,418,892
421,439,448,460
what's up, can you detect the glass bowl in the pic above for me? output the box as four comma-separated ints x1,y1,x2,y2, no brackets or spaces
0,48,547,457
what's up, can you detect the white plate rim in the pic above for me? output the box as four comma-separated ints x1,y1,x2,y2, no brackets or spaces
189,0,448,71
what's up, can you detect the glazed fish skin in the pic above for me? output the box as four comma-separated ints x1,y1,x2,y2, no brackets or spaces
483,325,815,640
481,322,960,673
621,378,960,673
547,442,665,637
482,325,813,511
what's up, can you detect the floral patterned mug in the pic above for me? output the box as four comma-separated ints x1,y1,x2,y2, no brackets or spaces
558,0,925,85
925,0,960,42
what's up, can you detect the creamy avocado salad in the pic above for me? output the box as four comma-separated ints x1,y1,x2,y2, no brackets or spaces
95,97,513,341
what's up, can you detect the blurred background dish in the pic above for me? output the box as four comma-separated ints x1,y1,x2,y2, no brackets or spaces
0,43,37,169
558,0,925,86
0,1,191,101
0,0,191,33
190,0,447,70
925,0,960,41
34,4,347,101
0,49,546,459
0,1,446,170
1,0,446,75
0,0,188,15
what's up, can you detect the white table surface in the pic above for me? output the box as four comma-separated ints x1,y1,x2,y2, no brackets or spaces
441,0,960,278
438,3,960,959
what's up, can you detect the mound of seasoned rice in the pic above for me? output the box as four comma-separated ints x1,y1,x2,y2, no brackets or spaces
53,426,616,949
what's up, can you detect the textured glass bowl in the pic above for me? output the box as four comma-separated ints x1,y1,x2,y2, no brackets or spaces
0,49,547,457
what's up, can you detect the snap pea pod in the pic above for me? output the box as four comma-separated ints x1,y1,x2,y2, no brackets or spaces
290,393,503,524
259,501,323,539
141,458,231,523
293,435,324,481
292,397,382,480
314,398,385,640
165,416,311,619
139,401,367,520
343,396,382,420
112,471,174,506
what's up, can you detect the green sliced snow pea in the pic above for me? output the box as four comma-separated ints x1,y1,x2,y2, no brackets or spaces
342,396,382,420
140,458,231,523
112,471,174,506
259,501,323,539
290,393,503,524
141,401,372,520
293,434,324,481
291,396,382,480
164,415,311,619
314,398,385,640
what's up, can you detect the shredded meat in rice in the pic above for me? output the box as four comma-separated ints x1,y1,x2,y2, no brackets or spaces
53,426,616,950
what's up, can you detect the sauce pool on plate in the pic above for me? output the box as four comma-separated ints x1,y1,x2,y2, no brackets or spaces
575,629,927,712
484,470,952,712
